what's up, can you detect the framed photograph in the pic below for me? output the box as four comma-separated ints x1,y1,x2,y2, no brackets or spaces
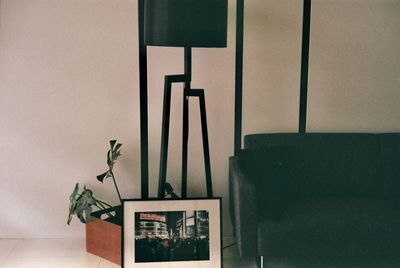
122,198,222,268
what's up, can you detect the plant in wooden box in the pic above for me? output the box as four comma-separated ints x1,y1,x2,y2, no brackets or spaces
67,140,123,265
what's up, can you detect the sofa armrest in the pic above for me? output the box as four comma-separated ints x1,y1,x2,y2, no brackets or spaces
229,156,258,257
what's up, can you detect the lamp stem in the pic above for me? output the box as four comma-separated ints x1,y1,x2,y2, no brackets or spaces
234,0,244,156
182,47,192,198
138,0,149,199
299,0,312,133
184,47,192,85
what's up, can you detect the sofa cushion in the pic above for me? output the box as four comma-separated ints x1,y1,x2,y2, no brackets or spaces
237,147,298,220
258,197,400,257
380,133,400,198
244,133,384,197
295,135,383,197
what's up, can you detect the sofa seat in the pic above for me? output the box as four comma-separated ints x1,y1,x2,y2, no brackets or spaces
230,133,400,260
258,197,400,257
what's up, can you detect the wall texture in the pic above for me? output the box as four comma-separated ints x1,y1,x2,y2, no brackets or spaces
307,0,400,132
0,0,235,238
0,0,399,238
0,0,141,238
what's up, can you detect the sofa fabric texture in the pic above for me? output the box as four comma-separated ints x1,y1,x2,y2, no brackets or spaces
230,133,400,258
237,147,297,220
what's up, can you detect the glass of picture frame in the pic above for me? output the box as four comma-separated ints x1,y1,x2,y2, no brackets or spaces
122,198,222,268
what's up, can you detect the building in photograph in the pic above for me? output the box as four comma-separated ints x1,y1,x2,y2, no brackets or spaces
135,212,168,239
196,210,210,238
176,210,209,239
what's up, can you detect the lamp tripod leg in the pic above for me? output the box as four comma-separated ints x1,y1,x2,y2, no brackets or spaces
185,89,213,198
157,75,212,199
198,90,213,198
181,92,189,198
158,76,173,199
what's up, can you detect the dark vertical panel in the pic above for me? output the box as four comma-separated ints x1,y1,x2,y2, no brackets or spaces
234,0,244,155
299,0,312,133
138,0,149,199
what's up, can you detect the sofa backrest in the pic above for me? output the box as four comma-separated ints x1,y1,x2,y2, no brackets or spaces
244,133,400,198
380,133,400,197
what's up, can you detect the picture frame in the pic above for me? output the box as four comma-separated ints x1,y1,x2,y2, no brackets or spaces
122,198,222,268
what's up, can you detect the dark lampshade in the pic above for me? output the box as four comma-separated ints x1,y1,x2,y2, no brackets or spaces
144,0,228,48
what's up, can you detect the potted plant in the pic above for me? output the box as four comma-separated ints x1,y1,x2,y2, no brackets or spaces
67,140,123,264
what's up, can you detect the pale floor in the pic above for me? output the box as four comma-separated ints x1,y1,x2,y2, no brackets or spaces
2,239,400,267
0,238,255,268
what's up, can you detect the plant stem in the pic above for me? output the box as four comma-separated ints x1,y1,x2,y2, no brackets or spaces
95,201,107,210
94,204,113,218
110,170,122,204
76,191,84,201
93,197,114,217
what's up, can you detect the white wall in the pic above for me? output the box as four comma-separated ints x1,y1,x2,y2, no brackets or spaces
0,0,140,238
0,0,235,238
242,0,400,135
1,0,399,239
243,0,303,133
307,0,400,132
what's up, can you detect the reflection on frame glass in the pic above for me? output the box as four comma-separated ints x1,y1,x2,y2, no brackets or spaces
122,198,222,268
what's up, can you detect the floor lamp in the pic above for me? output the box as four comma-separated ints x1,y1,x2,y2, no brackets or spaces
144,0,228,198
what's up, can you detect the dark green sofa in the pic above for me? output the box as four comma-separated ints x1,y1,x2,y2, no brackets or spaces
229,133,400,260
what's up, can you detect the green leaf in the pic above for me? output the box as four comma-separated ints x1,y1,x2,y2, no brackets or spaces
107,149,112,167
77,210,87,223
111,143,122,163
165,183,173,193
97,171,109,183
70,183,79,197
114,143,122,154
67,214,73,225
110,140,117,150
84,206,93,223
112,151,121,162
67,184,102,225
67,183,80,225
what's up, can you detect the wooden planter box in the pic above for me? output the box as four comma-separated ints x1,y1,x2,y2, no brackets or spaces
86,206,122,265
